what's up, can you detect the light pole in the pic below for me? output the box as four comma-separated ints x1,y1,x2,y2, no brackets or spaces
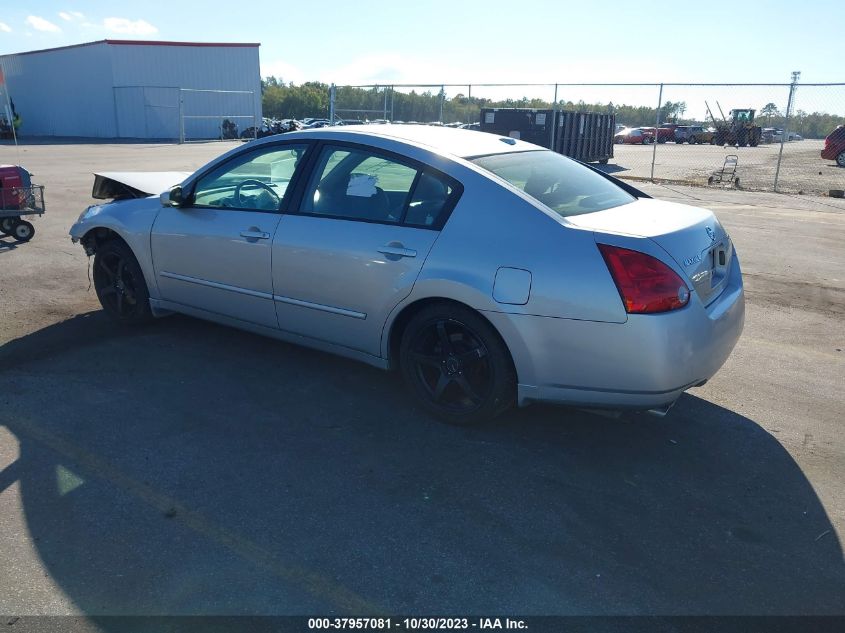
774,70,800,192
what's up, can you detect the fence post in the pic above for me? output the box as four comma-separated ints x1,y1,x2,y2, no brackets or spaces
383,85,388,121
467,84,472,124
650,83,663,182
439,85,445,123
178,89,184,144
329,83,336,125
550,83,559,151
773,71,800,192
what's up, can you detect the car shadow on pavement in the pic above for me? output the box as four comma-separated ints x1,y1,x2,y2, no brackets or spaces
0,311,843,617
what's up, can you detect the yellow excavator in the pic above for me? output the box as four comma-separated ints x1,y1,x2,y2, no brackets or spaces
706,101,762,147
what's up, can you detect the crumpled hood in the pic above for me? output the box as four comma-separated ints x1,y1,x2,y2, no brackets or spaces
92,171,191,200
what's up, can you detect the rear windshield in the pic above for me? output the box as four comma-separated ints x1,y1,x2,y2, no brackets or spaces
470,150,635,217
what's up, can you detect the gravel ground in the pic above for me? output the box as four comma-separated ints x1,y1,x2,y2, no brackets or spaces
609,139,845,195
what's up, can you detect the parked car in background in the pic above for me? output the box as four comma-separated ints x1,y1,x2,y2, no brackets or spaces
614,127,654,144
69,125,744,424
675,126,715,144
642,127,674,143
821,125,845,167
761,128,776,144
656,123,680,143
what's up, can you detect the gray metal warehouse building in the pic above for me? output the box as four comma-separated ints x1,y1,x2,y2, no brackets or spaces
0,39,262,140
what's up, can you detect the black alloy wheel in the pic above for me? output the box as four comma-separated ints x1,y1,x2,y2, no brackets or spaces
400,304,516,425
92,240,153,324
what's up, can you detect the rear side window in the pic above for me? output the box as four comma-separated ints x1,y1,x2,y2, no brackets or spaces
405,171,455,227
302,146,417,223
301,145,459,227
471,150,634,217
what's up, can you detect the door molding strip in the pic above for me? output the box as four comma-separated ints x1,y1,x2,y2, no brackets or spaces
159,271,273,300
272,294,367,320
159,271,366,319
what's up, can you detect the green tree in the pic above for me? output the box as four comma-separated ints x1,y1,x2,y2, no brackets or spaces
760,102,781,125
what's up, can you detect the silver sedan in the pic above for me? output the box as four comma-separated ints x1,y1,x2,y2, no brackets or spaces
70,126,744,424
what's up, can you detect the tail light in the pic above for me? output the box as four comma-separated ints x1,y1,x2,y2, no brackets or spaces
598,244,690,314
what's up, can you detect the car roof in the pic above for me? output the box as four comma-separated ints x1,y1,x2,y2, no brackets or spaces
254,124,541,159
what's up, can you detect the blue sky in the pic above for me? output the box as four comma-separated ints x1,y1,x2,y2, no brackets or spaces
1,0,842,117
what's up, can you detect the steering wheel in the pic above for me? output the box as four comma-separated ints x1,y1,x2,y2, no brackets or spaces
235,179,280,207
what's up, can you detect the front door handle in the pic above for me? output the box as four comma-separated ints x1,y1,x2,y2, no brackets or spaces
378,244,417,259
240,229,270,240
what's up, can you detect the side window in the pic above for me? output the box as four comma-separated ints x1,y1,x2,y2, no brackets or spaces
192,144,308,212
405,171,455,228
302,146,419,223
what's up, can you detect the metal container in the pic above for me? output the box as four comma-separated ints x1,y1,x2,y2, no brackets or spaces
479,108,555,149
479,108,614,163
555,111,615,164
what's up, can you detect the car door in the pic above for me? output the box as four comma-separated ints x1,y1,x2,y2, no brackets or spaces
272,143,461,356
151,142,310,329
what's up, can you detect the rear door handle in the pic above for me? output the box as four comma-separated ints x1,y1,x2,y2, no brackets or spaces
240,229,270,240
377,244,417,258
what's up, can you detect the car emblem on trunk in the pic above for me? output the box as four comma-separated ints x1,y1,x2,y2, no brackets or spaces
706,226,716,242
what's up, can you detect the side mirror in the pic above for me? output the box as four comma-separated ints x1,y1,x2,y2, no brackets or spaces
161,185,184,208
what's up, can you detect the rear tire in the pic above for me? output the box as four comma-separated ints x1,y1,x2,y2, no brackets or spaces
93,240,153,325
399,303,516,425
836,151,845,167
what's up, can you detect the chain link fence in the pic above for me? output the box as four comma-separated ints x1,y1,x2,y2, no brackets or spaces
329,82,845,196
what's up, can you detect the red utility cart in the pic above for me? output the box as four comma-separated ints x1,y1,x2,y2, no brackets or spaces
0,165,45,242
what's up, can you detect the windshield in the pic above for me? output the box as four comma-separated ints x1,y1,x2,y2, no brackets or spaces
470,150,635,217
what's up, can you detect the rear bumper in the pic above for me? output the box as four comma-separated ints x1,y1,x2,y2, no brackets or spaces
821,147,841,160
484,254,745,410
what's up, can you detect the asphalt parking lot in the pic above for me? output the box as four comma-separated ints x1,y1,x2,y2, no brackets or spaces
611,139,845,195
1,140,844,616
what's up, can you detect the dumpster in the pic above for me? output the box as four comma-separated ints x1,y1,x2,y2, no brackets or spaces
555,111,615,164
479,108,614,164
479,108,555,148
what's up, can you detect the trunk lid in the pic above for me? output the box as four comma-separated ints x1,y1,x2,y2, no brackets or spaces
567,198,733,305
